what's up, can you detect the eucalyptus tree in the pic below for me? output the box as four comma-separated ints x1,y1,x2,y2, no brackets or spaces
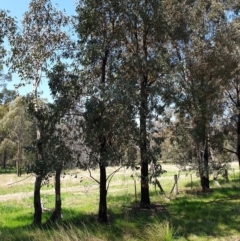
166,0,227,191
0,96,34,176
119,0,169,207
214,14,240,167
0,88,17,169
0,10,16,85
75,0,137,222
38,101,72,222
23,93,73,223
0,87,17,105
9,0,71,224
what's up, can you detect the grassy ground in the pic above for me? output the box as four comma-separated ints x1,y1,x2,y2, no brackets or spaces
0,162,240,241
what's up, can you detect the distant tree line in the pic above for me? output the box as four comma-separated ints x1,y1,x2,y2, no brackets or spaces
0,0,239,225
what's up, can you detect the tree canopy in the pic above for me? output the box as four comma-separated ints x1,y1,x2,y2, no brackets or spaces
0,0,240,226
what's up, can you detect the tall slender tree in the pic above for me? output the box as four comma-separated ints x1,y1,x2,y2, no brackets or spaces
0,10,16,85
167,0,227,191
214,14,240,167
9,0,70,224
75,0,137,222
120,0,168,207
0,97,34,176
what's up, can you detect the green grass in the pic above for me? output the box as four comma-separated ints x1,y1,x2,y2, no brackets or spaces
0,167,17,174
0,163,240,240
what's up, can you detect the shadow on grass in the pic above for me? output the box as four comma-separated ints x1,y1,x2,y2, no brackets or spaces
169,185,240,239
184,179,201,189
1,185,240,240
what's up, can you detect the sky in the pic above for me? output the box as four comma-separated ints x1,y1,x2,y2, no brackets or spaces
1,0,76,102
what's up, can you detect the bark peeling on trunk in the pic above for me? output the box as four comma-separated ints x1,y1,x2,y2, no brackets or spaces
33,121,43,225
196,141,210,193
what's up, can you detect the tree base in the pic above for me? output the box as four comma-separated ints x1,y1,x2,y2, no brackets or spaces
201,176,210,193
140,202,151,209
48,210,62,223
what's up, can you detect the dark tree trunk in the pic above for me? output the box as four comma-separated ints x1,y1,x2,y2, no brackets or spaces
33,175,42,225
202,140,210,191
198,139,210,193
16,161,21,177
196,142,208,193
3,150,7,169
33,125,43,225
17,141,21,177
49,166,62,222
98,164,108,223
140,77,150,208
97,48,109,223
200,176,209,192
237,113,240,167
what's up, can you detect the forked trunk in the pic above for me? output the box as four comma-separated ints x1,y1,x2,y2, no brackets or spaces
98,164,108,223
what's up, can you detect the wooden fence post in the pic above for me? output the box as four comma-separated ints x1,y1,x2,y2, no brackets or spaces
190,174,193,189
174,174,178,195
134,179,137,202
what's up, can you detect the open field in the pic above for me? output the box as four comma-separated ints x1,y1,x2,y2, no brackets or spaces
0,162,240,241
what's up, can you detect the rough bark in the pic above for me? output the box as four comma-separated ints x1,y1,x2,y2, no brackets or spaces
33,175,42,225
196,142,209,193
97,49,109,223
197,139,210,193
49,167,62,222
140,77,150,208
98,163,108,223
237,113,240,167
33,122,43,225
202,139,210,192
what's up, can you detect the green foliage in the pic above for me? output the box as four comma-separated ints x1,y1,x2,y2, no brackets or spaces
0,96,35,172
23,95,73,177
0,87,17,105
2,0,240,235
0,9,16,83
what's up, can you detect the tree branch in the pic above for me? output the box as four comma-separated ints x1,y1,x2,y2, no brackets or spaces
87,166,100,184
223,147,237,155
106,166,122,191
